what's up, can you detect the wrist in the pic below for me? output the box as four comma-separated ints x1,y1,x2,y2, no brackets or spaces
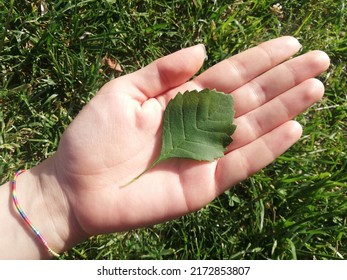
29,156,88,257
1,157,86,259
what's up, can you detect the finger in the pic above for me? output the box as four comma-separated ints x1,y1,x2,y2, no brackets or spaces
193,36,302,93
232,50,330,117
120,44,206,101
230,78,325,150
215,121,302,193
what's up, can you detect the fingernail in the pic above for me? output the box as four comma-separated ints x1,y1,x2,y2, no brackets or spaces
294,37,303,50
198,44,208,61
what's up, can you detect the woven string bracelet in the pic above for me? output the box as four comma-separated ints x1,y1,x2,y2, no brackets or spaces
11,170,60,258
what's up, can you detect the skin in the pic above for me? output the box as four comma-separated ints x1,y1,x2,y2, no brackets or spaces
0,36,330,259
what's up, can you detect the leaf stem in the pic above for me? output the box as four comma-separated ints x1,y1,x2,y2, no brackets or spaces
120,157,163,188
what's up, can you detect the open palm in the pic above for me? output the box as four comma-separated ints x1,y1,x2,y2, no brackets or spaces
53,37,329,239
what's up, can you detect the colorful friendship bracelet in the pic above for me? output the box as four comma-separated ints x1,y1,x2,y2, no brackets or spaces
11,170,60,258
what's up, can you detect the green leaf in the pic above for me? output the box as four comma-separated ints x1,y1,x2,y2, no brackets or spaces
122,89,236,187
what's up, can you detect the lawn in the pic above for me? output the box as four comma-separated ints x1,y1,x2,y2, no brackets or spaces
1,0,346,259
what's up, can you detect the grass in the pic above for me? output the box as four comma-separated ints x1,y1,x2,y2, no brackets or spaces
1,0,346,259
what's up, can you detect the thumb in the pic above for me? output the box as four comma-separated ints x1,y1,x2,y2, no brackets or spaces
122,44,207,100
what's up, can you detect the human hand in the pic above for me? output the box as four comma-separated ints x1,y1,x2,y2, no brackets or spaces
45,36,330,251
